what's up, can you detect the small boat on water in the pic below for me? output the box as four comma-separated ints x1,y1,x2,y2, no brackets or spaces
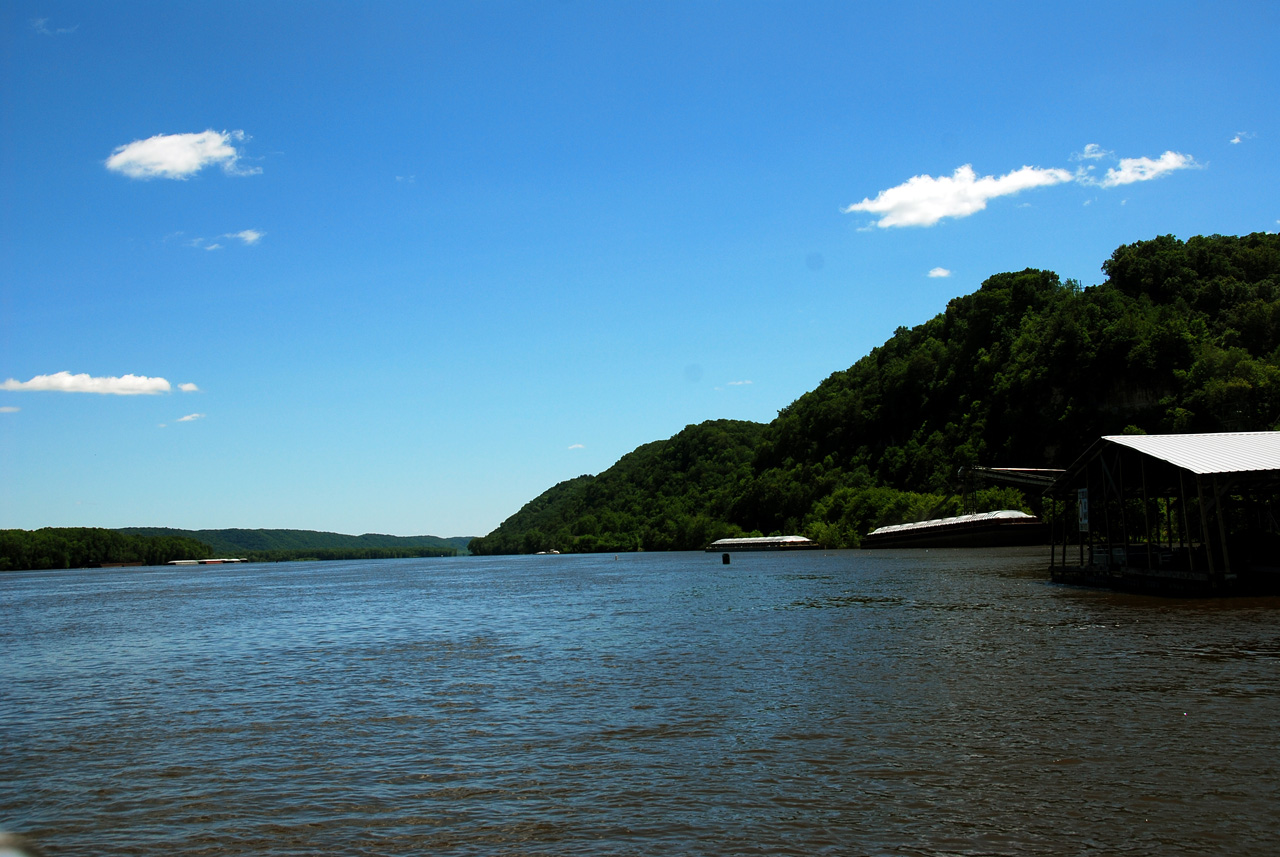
860,510,1047,549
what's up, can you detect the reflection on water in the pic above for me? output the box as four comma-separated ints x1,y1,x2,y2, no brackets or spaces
4,548,1280,855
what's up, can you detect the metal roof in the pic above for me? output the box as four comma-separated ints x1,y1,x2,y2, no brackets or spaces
1102,431,1280,475
708,536,814,546
868,509,1034,535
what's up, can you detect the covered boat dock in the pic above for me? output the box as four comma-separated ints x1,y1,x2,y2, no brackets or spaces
705,536,817,552
1045,432,1280,592
862,510,1047,549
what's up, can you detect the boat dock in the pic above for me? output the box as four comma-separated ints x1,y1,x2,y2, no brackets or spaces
861,510,1047,549
705,536,818,552
167,558,249,566
1044,432,1280,593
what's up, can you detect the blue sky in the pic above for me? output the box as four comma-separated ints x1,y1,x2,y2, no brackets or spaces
2,1,1277,538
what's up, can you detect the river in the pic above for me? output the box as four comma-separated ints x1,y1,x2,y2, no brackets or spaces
3,548,1279,855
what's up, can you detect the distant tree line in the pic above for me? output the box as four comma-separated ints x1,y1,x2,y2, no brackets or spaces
0,528,213,571
115,527,471,556
472,232,1280,553
1,530,458,572
243,547,456,562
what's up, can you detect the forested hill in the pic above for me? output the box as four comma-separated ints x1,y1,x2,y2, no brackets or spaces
471,232,1280,554
116,528,474,557
468,419,766,554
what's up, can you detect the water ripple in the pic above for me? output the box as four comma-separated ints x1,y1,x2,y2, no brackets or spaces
4,551,1280,855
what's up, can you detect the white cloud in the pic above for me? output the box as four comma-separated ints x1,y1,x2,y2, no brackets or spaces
1072,143,1111,161
847,146,1198,229
0,406,19,413
177,413,205,422
225,229,264,245
106,130,259,180
1097,151,1197,188
186,230,263,250
928,267,952,278
727,380,753,386
32,18,77,35
179,382,200,392
1230,132,1254,145
1,372,174,395
568,443,585,450
844,164,1073,228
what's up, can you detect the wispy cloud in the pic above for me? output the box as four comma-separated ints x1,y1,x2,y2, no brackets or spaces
1,372,183,395
178,382,200,392
568,443,585,450
184,230,262,250
727,380,753,386
225,229,264,245
928,267,952,278
1095,151,1198,188
0,406,19,413
177,413,205,422
844,164,1073,228
1230,131,1254,145
1072,143,1111,161
32,18,77,35
106,130,259,180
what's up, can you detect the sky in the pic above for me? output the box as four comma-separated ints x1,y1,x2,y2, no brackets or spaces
2,1,1278,538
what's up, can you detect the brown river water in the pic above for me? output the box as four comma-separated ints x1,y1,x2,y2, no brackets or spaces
3,548,1279,855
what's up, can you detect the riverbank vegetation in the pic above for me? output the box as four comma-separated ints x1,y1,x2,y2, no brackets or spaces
116,527,470,557
2,528,463,571
0,528,213,571
471,232,1280,554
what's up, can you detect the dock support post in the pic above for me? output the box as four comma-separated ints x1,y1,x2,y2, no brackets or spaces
1197,475,1217,584
1142,458,1153,571
1180,470,1195,575
1214,477,1232,581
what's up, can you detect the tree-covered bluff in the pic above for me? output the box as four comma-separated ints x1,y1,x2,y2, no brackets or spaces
470,232,1280,554
471,420,766,554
